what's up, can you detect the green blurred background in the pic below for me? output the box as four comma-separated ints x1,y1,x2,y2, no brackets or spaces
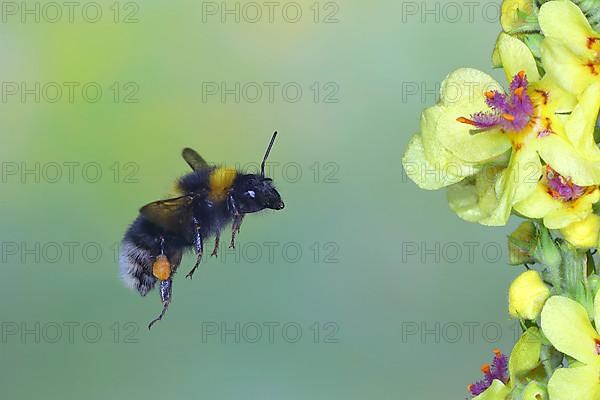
0,1,521,398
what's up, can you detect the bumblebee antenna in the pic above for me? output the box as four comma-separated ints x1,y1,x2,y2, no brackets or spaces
261,131,278,177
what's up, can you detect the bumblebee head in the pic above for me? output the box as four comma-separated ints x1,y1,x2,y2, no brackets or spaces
230,132,284,213
232,175,284,213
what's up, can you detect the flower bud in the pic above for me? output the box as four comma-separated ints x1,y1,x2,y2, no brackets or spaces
509,270,550,320
508,221,537,265
560,214,600,249
508,327,541,380
533,226,561,270
500,0,536,33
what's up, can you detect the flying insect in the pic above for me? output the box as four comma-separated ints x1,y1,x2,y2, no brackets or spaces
119,132,284,329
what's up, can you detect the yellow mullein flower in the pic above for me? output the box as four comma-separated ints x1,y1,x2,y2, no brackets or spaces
541,294,600,399
538,0,600,95
405,32,600,227
513,165,600,229
449,34,588,225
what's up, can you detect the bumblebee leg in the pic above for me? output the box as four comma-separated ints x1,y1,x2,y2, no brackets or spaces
211,233,220,257
148,278,172,330
229,214,245,249
185,218,204,279
228,194,240,215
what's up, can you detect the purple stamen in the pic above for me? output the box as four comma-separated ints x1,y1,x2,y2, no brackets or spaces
467,349,508,397
546,167,586,202
458,71,534,132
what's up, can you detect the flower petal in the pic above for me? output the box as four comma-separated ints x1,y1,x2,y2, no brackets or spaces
496,32,540,83
565,83,600,160
513,184,561,220
480,146,541,226
543,188,600,229
532,77,577,114
509,327,542,381
537,134,600,187
447,166,504,223
561,214,600,249
472,379,510,400
541,296,600,364
420,105,477,177
435,69,512,163
541,38,596,95
402,134,464,189
547,365,600,400
538,0,595,47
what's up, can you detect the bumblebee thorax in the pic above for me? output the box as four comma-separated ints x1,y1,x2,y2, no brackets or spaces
208,167,237,201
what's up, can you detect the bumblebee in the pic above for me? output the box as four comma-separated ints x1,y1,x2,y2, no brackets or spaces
119,132,284,329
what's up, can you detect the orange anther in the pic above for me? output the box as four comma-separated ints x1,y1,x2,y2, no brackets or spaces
484,91,495,99
514,87,524,99
502,113,515,122
457,116,477,126
493,348,501,357
518,70,526,79
481,364,491,374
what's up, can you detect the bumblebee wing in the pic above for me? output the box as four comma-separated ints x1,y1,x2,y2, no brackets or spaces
139,195,195,234
182,148,209,171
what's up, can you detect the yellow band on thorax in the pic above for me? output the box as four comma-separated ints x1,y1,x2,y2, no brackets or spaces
208,167,237,201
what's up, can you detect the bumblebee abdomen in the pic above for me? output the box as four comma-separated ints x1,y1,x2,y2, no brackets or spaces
119,216,184,296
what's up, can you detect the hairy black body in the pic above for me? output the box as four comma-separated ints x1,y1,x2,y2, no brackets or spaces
119,133,284,329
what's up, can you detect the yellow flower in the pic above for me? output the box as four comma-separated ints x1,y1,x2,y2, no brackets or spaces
447,165,506,224
538,0,600,95
513,166,600,229
404,32,600,227
402,71,503,190
509,270,550,320
541,295,600,399
561,214,600,249
450,34,591,225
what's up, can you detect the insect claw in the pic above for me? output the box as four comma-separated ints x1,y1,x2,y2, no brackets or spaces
185,252,203,279
148,301,170,330
211,235,220,257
